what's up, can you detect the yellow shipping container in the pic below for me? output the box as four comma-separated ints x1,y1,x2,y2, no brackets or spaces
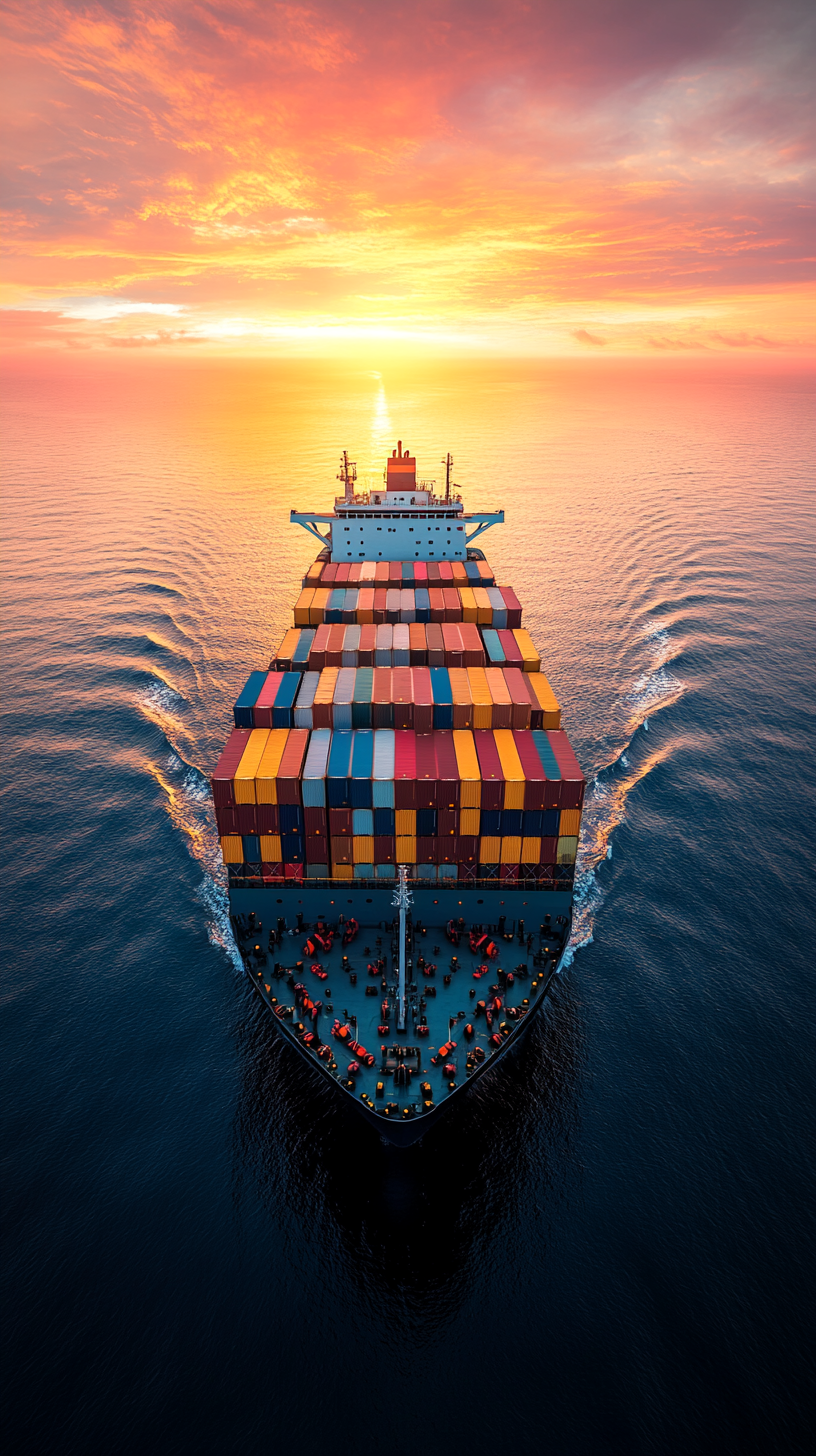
309,587,330,625
512,628,540,671
500,835,522,863
473,586,492,624
221,836,244,864
556,835,578,864
479,835,501,862
234,729,271,804
485,667,512,724
305,561,324,583
255,729,290,804
353,835,375,863
313,667,339,710
452,729,481,806
260,835,282,860
493,728,526,810
333,864,353,880
395,809,416,835
527,673,561,729
559,808,582,837
521,836,541,862
458,586,478,623
459,807,480,836
274,627,301,665
466,667,493,730
396,836,416,863
294,588,314,626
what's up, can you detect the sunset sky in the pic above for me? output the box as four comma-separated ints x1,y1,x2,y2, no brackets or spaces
2,0,813,356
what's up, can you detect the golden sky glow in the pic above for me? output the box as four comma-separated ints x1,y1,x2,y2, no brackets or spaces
2,0,814,355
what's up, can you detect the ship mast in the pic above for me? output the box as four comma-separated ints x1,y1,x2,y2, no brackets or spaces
442,451,453,503
336,450,357,503
393,865,412,1031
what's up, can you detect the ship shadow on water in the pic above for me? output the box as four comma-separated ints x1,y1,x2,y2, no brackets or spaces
230,975,583,1334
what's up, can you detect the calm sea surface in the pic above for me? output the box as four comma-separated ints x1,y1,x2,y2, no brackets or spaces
2,358,814,1455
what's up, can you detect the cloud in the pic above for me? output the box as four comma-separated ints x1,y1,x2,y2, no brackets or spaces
573,329,607,345
1,0,813,352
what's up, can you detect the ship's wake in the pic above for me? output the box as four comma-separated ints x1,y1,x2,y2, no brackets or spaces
564,616,685,966
137,678,242,974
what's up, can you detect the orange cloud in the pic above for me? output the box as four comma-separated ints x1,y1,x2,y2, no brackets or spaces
1,0,813,354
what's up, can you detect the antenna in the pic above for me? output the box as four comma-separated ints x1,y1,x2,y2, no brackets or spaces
336,450,357,503
441,452,453,502
392,865,413,1031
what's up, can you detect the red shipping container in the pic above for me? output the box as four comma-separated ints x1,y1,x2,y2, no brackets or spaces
474,730,504,811
438,561,453,581
394,730,417,809
358,623,376,664
438,809,457,837
460,621,485,667
388,561,401,581
500,864,519,882
372,668,394,728
215,805,239,835
411,667,434,731
502,667,532,729
457,835,479,859
211,729,251,807
426,622,445,667
392,666,413,729
540,837,558,863
329,807,353,835
375,562,389,582
326,624,346,666
257,804,280,833
414,562,428,582
322,562,339,584
429,587,446,623
498,629,523,666
236,804,258,834
416,836,437,863
252,670,284,727
409,622,427,665
438,840,457,864
331,836,353,864
261,863,285,881
415,733,438,809
336,563,350,584
546,730,586,808
442,587,461,622
498,586,523,629
284,864,304,881
305,836,329,862
374,836,395,863
309,622,331,671
348,563,362,583
427,563,441,582
441,622,464,666
373,588,387,623
276,728,309,804
304,806,327,836
434,730,460,808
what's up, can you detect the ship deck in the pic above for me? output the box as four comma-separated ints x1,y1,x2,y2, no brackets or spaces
229,886,573,1143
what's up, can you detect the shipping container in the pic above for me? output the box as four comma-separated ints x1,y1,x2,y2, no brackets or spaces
452,728,481,808
530,729,563,809
493,729,526,810
511,627,540,671
460,621,486,667
473,730,504,811
482,628,505,666
234,729,271,803
409,622,427,664
546,729,586,808
486,587,508,629
459,586,478,622
502,667,533,728
372,729,395,808
448,667,473,729
272,626,301,670
352,665,374,728
430,666,453,729
559,807,582,837
342,623,361,665
372,667,394,728
313,667,339,728
332,666,356,728
393,622,410,665
327,729,354,807
497,629,523,667
526,673,562,730
484,667,512,728
310,587,330,625
211,729,251,806
221,835,244,864
256,729,291,804
426,622,445,667
375,623,393,667
293,671,320,729
467,666,493,729
294,588,314,626
233,670,268,728
498,585,522,629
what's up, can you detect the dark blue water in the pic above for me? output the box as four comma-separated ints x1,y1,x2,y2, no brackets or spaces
3,359,813,1455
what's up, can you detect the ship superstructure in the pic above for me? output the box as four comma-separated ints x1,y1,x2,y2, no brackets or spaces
212,444,584,1145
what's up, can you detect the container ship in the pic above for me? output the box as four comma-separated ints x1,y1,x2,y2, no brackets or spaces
211,444,585,1146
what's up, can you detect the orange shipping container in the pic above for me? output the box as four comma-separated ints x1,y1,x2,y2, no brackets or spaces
309,587,330,625
559,808,582,837
459,807,480,835
458,587,478,623
260,834,282,860
473,587,493,625
512,628,540,671
294,589,314,627
273,627,301,669
448,667,473,728
395,809,416,835
527,672,561,729
221,835,243,864
521,836,541,862
479,835,501,862
396,835,416,863
493,729,526,810
333,864,353,880
353,836,375,862
484,667,512,728
453,728,481,806
500,835,522,863
466,667,493,729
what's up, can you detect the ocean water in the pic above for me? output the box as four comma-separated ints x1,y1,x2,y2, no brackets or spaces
2,357,813,1456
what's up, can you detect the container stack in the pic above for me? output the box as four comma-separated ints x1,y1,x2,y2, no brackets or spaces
212,724,584,888
212,554,585,889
